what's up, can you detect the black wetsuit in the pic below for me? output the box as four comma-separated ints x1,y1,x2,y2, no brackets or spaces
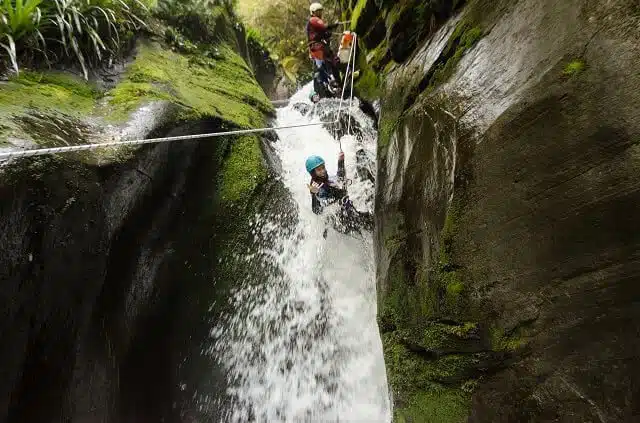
310,158,373,234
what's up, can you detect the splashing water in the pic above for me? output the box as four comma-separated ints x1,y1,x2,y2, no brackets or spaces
210,83,391,423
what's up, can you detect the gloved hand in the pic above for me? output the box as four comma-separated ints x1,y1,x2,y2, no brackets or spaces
308,181,324,194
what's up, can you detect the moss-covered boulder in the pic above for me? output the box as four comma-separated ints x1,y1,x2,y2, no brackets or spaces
0,37,272,157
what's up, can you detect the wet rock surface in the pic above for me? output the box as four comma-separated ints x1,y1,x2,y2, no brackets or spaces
369,0,640,420
0,19,276,423
0,120,280,423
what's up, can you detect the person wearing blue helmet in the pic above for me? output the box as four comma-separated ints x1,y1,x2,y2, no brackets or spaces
306,152,346,214
305,152,373,234
309,90,321,104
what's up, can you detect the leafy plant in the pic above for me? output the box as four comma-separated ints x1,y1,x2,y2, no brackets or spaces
43,0,148,78
155,0,236,45
0,0,149,78
0,0,46,73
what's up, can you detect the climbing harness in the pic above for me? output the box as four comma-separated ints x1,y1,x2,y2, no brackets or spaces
0,33,359,161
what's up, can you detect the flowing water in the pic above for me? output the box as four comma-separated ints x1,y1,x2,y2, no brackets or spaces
208,84,391,423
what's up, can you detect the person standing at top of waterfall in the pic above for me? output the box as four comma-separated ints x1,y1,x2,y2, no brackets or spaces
306,3,340,84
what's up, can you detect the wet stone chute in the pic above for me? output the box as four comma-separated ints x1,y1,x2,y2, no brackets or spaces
206,83,391,422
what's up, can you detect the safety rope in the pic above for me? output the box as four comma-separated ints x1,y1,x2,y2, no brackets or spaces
334,31,357,152
0,121,329,159
346,33,357,137
0,33,360,161
335,33,354,129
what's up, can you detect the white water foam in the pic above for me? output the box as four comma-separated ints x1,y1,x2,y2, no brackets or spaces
210,83,391,423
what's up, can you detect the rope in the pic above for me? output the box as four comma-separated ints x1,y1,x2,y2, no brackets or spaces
0,121,330,160
335,32,355,134
346,33,357,136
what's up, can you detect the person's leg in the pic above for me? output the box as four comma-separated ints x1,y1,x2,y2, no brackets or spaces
314,58,330,84
340,197,374,232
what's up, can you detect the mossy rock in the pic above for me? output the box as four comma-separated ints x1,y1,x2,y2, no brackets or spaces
383,332,475,422
351,0,385,49
217,134,268,208
394,388,471,423
0,39,273,162
103,40,273,126
385,0,462,63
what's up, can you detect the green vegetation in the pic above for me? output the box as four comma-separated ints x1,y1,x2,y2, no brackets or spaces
0,0,149,78
106,41,271,124
155,0,237,46
395,388,471,423
0,39,272,147
236,0,341,82
0,0,273,154
218,134,267,205
563,59,585,76
384,332,476,422
350,0,368,32
0,71,98,115
429,22,483,88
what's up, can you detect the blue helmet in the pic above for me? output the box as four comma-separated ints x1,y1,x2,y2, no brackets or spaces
305,155,325,174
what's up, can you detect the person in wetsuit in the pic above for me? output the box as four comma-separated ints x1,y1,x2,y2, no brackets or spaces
305,153,373,234
306,3,341,90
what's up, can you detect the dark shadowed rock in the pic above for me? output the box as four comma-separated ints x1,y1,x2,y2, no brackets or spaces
0,24,276,423
373,0,640,421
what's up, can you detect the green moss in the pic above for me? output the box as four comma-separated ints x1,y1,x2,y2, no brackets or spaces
419,321,477,351
383,332,474,421
395,388,471,423
378,65,423,150
439,201,461,266
354,38,391,101
350,0,368,31
0,71,98,119
385,3,405,32
430,22,483,89
368,39,390,69
385,333,478,387
107,81,173,121
0,70,101,146
218,134,267,206
445,277,464,297
355,65,380,100
103,41,272,126
16,71,100,99
490,327,528,352
563,59,586,76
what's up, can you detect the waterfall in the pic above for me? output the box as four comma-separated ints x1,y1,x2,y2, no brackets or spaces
209,83,391,423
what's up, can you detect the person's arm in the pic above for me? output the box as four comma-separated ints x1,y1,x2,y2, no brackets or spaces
326,185,347,200
337,151,346,179
311,193,322,214
310,16,328,32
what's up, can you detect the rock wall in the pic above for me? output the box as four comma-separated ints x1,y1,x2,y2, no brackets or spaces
342,0,640,421
0,21,276,423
